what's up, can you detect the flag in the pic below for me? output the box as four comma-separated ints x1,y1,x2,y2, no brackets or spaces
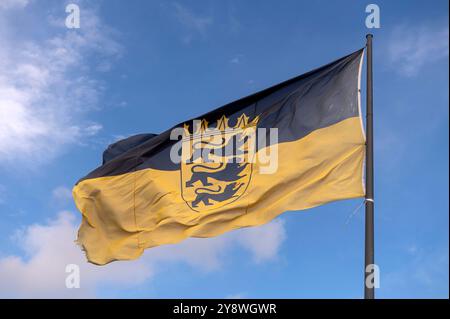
73,49,366,265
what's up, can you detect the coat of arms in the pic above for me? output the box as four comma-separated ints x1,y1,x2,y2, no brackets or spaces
180,114,258,212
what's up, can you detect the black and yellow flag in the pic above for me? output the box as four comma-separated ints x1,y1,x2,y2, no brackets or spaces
73,49,366,265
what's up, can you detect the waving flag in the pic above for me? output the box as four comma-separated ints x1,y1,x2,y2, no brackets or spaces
73,49,366,265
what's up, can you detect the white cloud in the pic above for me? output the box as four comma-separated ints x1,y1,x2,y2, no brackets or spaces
0,184,6,203
225,292,247,299
171,2,212,43
235,219,286,263
382,246,449,298
118,101,128,108
52,186,73,205
83,123,103,136
146,218,286,272
173,2,212,34
0,5,121,166
387,23,449,76
0,0,29,10
230,54,243,65
230,57,240,64
0,211,286,298
0,212,152,298
406,244,418,256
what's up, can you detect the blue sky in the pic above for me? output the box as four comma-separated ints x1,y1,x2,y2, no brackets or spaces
0,0,448,298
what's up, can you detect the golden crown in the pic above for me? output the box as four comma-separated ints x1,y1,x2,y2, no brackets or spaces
183,114,259,137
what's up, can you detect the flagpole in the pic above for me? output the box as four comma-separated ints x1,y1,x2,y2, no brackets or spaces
364,34,375,299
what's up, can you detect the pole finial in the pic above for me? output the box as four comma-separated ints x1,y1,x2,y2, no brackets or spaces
366,34,373,39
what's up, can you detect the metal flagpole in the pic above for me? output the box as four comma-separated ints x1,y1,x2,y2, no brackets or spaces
364,34,375,299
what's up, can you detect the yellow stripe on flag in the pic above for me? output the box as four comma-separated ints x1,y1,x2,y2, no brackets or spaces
73,117,365,265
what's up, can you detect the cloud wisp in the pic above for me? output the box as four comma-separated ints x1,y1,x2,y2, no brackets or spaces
382,245,449,298
51,185,74,206
171,2,213,44
0,0,29,10
0,3,121,167
386,23,449,77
